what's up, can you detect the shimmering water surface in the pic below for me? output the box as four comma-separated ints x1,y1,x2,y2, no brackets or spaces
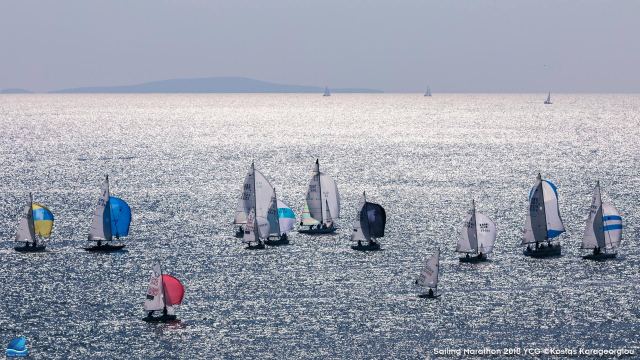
0,94,639,359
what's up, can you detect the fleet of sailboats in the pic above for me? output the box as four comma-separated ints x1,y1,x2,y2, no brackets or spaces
299,159,340,234
581,181,623,260
85,175,132,252
235,162,292,249
14,193,54,252
456,200,496,262
350,192,386,251
522,173,565,257
143,262,185,323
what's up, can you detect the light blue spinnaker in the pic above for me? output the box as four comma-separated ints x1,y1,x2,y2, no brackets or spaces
104,196,131,239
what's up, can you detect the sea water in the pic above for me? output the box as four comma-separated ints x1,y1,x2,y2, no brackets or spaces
0,94,638,359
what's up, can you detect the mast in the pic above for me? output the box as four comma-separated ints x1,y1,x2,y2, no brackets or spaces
597,181,612,251
106,174,114,241
274,187,281,236
537,173,548,245
29,192,36,245
316,159,324,224
363,192,372,242
472,199,478,254
252,162,258,243
160,263,167,313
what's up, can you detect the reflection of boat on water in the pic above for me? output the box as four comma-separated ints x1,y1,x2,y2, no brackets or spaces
14,192,53,253
581,181,622,261
350,192,386,251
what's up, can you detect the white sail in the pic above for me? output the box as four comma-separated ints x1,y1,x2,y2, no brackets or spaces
144,263,165,311
582,183,604,249
475,212,496,254
350,194,369,241
267,191,280,236
242,208,262,243
15,201,35,243
320,173,340,221
522,174,564,244
88,176,111,241
234,169,254,225
305,161,323,222
417,250,440,289
602,202,622,249
254,169,275,235
456,202,478,253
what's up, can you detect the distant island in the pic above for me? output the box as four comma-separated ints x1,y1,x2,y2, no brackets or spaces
50,77,383,94
0,88,32,94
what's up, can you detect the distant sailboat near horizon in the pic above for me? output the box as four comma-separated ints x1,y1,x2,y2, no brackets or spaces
416,250,441,299
581,181,622,261
298,159,340,234
14,193,54,253
424,86,432,97
143,262,185,323
456,200,496,263
323,87,331,96
84,175,131,252
544,91,552,104
522,173,565,258
350,192,387,251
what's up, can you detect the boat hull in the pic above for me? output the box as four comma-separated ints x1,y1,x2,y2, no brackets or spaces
298,226,336,235
459,254,488,263
84,244,126,252
245,243,265,250
142,314,177,323
417,293,441,299
582,252,617,261
264,236,289,246
14,245,46,252
523,244,561,258
351,242,381,251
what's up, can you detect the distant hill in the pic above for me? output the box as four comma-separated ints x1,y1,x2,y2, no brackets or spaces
0,88,32,94
51,77,383,94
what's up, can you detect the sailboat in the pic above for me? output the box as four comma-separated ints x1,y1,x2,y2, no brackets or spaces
14,193,54,252
350,192,387,251
298,159,340,234
84,175,131,252
416,250,441,299
236,162,283,249
581,181,623,260
264,196,295,246
544,91,552,104
456,200,496,263
323,87,331,96
424,86,432,97
522,173,565,258
143,262,185,323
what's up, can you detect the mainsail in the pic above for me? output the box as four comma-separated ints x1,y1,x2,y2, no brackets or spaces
456,200,496,254
350,192,386,242
235,163,276,240
144,263,165,311
582,182,622,250
417,250,440,289
15,194,36,243
304,159,340,225
522,174,565,245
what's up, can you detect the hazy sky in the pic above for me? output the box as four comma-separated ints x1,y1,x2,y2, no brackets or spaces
1,0,639,92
